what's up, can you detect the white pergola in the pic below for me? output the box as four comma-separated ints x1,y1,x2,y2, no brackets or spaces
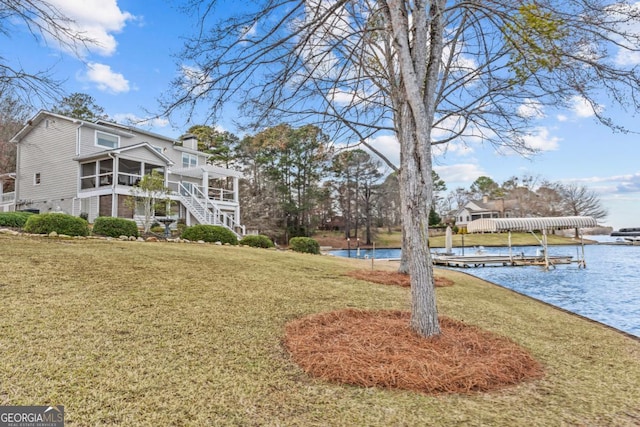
466,216,598,269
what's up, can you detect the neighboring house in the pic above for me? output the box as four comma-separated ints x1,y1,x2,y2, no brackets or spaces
455,196,519,230
0,111,245,236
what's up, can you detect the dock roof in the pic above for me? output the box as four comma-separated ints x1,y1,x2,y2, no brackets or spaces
466,216,598,233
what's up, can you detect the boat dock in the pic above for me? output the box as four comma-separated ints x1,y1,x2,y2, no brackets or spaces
432,254,574,268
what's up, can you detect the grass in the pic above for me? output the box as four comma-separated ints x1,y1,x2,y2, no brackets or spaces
313,229,582,248
1,234,639,426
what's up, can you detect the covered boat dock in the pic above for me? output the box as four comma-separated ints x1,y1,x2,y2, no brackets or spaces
434,216,598,269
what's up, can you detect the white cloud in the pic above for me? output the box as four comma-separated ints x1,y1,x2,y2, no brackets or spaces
112,113,170,129
181,65,213,96
434,163,485,184
615,49,640,66
606,2,640,66
522,127,560,151
85,62,130,93
240,22,258,39
556,114,568,122
365,134,400,167
518,99,545,119
328,88,356,105
567,172,640,193
46,0,135,56
570,96,603,118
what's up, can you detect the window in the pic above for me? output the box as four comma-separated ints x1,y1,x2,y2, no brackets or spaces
98,159,113,187
144,163,164,176
34,173,41,185
80,162,96,189
117,159,141,186
96,131,119,149
182,153,197,168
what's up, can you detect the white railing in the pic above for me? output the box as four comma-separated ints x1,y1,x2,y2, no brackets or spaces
0,192,15,204
167,180,235,202
178,183,245,237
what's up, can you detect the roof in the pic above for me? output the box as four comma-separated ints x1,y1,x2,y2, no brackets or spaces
10,110,179,144
73,142,174,165
466,216,598,233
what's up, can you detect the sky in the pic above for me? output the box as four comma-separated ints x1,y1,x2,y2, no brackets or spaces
3,0,639,231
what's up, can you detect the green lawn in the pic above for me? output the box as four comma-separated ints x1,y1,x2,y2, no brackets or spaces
0,234,638,426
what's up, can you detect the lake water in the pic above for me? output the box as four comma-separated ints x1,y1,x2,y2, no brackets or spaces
330,237,640,337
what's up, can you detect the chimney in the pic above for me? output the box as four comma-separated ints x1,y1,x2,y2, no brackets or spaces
181,133,198,150
482,194,489,203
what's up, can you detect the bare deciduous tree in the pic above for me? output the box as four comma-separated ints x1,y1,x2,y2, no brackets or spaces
0,91,31,174
163,0,640,337
0,0,94,104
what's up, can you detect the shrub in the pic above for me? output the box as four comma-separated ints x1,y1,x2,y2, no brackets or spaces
0,211,34,228
92,216,139,238
180,224,238,245
239,234,275,248
24,213,90,236
289,237,320,254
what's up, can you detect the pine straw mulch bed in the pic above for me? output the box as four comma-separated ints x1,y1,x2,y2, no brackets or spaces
284,309,545,395
345,269,455,288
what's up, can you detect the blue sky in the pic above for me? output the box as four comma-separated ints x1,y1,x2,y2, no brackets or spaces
4,0,639,230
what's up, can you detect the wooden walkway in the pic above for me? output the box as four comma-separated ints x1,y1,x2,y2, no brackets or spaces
432,254,573,268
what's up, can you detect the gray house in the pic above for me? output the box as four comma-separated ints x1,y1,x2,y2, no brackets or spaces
0,110,245,236
455,196,518,231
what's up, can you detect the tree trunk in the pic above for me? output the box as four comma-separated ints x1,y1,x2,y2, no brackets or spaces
398,227,410,274
398,121,441,337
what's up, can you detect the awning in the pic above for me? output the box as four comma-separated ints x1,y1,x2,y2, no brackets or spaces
466,216,598,233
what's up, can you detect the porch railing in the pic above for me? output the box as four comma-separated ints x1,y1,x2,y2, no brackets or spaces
177,183,245,237
0,192,15,204
167,180,235,202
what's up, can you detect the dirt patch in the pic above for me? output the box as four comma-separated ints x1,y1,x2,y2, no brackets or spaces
284,309,545,395
346,269,454,288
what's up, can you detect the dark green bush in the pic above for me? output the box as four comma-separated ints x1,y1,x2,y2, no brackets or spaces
180,224,238,245
0,211,34,228
289,237,320,254
92,216,139,238
24,213,90,237
239,234,274,248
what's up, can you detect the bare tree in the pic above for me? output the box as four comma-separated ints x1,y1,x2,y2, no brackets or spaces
559,183,608,237
163,0,640,337
0,0,94,104
0,91,31,174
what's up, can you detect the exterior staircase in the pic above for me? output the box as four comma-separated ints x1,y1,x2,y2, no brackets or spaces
177,183,245,238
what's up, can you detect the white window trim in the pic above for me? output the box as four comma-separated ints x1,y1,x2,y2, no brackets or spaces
95,131,120,149
182,153,198,168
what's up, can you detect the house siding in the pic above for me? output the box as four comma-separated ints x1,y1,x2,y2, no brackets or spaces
16,118,79,214
11,111,244,235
